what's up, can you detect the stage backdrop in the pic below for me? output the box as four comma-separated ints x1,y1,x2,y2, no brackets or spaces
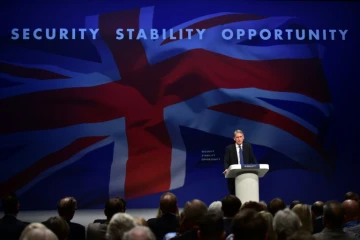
0,0,359,210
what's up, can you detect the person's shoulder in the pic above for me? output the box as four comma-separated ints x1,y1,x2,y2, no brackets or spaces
226,143,234,149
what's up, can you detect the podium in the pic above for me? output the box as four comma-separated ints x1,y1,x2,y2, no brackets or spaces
225,164,269,203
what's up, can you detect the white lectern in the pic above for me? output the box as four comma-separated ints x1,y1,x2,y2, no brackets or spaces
225,164,269,203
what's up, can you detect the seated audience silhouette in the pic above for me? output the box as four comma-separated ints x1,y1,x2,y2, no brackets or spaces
197,212,225,240
292,204,313,233
273,209,302,240
343,199,360,239
147,192,179,240
221,195,242,237
313,200,355,240
87,197,124,240
228,208,267,240
259,211,276,240
0,193,29,240
106,212,137,240
311,201,324,234
43,216,70,240
268,198,286,217
123,226,156,240
57,196,85,240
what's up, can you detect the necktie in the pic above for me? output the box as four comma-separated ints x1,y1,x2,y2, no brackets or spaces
239,145,244,165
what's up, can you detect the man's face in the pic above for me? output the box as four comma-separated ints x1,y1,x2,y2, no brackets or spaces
234,133,244,145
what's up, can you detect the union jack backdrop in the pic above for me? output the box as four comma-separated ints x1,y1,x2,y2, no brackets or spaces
0,2,343,209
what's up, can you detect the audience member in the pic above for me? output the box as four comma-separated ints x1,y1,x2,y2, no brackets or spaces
241,201,264,212
208,201,224,217
230,208,267,240
273,209,302,240
311,201,324,234
0,193,29,240
313,200,355,240
288,230,316,240
292,204,313,233
147,192,179,240
221,195,242,237
344,192,360,202
43,216,70,240
19,223,58,240
343,199,360,239
197,212,225,240
57,196,85,240
88,198,124,240
106,212,137,240
268,198,286,217
172,199,208,240
259,211,276,240
290,200,303,210
123,226,156,240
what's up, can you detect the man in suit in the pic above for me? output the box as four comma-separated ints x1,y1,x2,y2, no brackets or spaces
223,129,257,195
0,193,29,240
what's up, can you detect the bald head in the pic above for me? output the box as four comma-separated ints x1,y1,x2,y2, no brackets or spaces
57,197,77,221
181,199,208,231
323,201,344,228
343,200,360,223
159,192,177,214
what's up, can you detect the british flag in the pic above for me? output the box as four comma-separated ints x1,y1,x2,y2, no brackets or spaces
0,6,335,208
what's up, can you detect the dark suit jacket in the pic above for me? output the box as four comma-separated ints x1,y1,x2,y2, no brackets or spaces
313,227,356,240
313,216,324,234
0,215,28,240
224,142,257,170
147,213,179,240
67,221,86,240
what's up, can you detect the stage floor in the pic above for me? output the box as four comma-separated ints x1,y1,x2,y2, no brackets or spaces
17,209,162,229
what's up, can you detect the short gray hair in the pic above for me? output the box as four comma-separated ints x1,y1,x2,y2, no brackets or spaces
123,226,156,240
20,226,58,240
208,201,223,217
107,213,137,240
233,130,244,137
273,209,301,239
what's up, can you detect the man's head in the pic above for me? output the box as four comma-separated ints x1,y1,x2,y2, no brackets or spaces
232,209,267,240
105,198,124,221
273,209,301,240
323,200,345,229
159,192,178,215
180,199,208,232
43,216,70,240
123,226,156,240
221,195,242,218
233,130,244,145
268,198,286,217
311,201,324,220
342,199,360,223
344,192,359,202
198,212,225,240
57,197,77,221
1,192,20,215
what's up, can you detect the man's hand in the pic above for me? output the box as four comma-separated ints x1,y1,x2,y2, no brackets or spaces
223,169,228,175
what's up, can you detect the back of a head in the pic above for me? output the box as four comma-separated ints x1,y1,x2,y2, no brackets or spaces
198,212,225,240
1,192,19,215
292,204,313,233
287,230,316,240
259,211,276,240
159,192,177,214
232,209,267,240
323,200,344,229
342,199,360,223
21,228,58,240
241,201,264,212
273,209,302,240
105,198,124,220
107,212,137,240
57,197,77,220
123,226,156,240
268,198,286,216
19,223,53,240
208,201,223,217
43,216,70,240
221,195,242,218
181,199,208,229
311,201,324,218
290,200,302,210
344,192,360,201
118,197,127,212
